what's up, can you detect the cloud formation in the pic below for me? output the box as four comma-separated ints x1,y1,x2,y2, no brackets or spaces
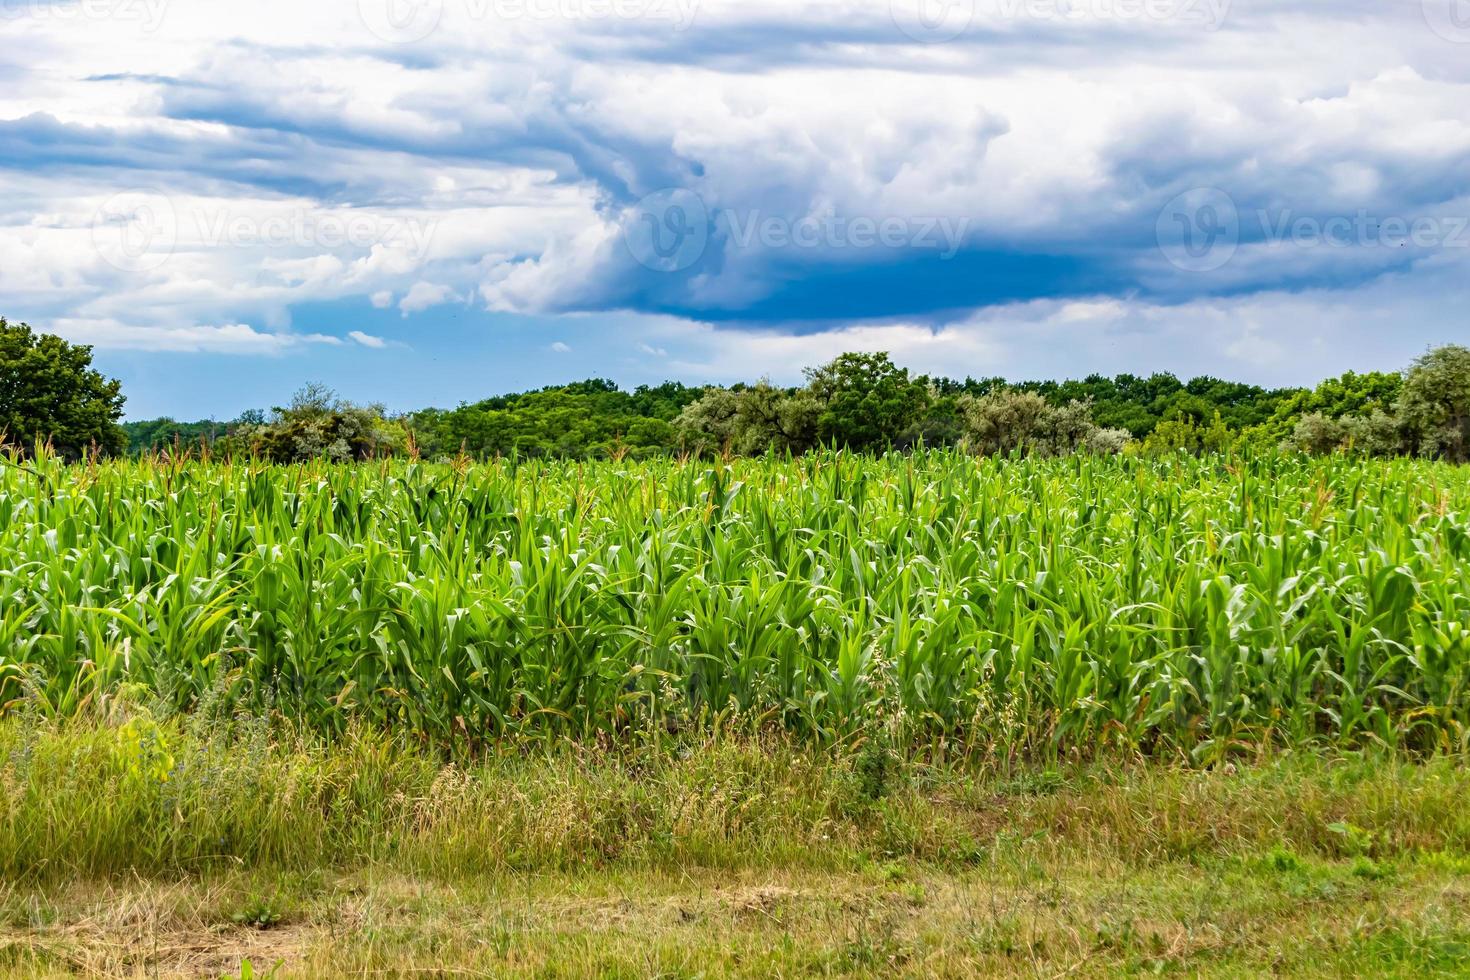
1,0,1468,383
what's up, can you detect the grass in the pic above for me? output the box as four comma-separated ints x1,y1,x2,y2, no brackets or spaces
3,718,1470,976
7,860,1470,978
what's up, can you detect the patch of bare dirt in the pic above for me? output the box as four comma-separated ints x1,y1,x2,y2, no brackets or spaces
2,921,318,978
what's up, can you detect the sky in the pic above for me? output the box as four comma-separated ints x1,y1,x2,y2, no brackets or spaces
2,0,1469,420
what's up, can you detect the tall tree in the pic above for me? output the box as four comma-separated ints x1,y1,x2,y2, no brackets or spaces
1398,344,1470,463
804,352,930,452
0,318,126,457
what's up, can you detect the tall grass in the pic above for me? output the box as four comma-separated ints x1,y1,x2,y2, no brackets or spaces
2,448,1469,758
6,718,1470,882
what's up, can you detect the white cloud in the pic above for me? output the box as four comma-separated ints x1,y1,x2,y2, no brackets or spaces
651,319,1004,383
51,319,341,355
1055,300,1128,323
398,281,459,316
348,330,388,348
550,341,572,352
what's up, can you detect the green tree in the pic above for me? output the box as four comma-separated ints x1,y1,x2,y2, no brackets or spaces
0,318,126,457
1283,408,1401,458
1398,344,1470,462
1256,369,1402,446
957,389,1128,457
958,389,1052,456
1340,409,1402,457
239,383,406,462
1283,412,1346,456
804,352,930,452
675,382,821,456
408,379,700,460
673,387,742,455
1143,411,1234,456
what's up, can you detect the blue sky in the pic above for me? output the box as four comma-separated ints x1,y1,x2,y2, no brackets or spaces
3,0,1470,420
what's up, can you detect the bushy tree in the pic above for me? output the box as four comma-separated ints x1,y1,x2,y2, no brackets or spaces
1257,369,1403,446
676,354,929,458
1284,412,1348,456
804,352,930,451
957,390,1052,456
1143,412,1234,456
238,384,407,462
1341,409,1403,457
956,390,1128,457
735,382,822,455
408,379,700,459
1397,344,1470,463
1283,407,1404,458
1039,398,1107,456
675,382,820,456
673,386,742,455
0,318,127,457
1083,426,1133,455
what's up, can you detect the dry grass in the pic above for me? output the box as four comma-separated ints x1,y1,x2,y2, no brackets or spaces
3,859,1469,978
2,721,1470,976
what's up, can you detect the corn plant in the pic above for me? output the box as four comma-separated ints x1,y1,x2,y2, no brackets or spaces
2,448,1469,757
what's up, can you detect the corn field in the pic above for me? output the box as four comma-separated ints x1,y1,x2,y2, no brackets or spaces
3,450,1470,758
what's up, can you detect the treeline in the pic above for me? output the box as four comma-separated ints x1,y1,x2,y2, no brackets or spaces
13,311,1461,465
122,346,1470,464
